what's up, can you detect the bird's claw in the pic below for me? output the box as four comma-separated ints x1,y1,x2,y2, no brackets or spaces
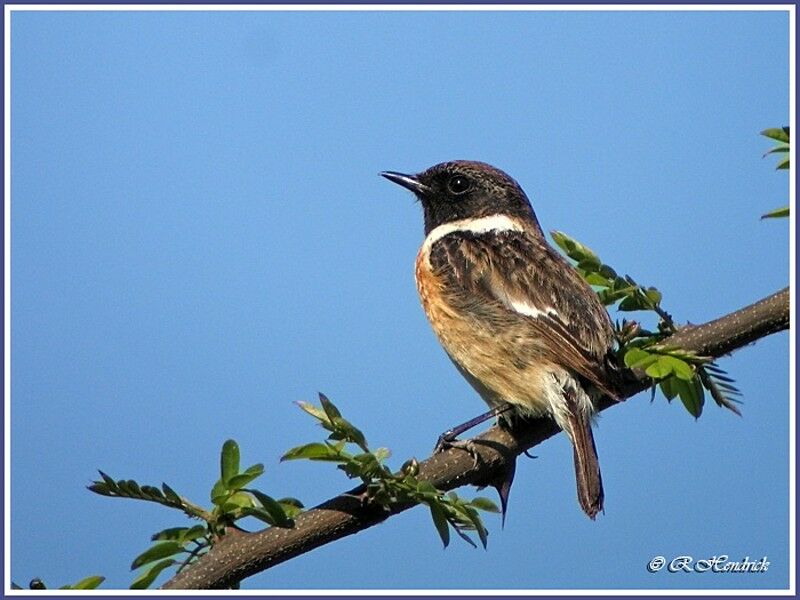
434,430,457,454
434,434,481,468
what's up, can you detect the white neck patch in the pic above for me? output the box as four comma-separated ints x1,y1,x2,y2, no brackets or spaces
421,214,524,255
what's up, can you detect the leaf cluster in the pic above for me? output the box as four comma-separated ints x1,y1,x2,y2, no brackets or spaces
552,231,741,418
210,440,302,532
11,576,105,590
282,393,500,548
551,231,664,311
88,440,302,589
760,127,790,219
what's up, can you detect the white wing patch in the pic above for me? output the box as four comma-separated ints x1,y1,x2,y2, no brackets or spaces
508,299,560,320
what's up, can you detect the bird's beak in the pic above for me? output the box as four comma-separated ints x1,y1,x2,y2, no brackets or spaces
380,171,431,196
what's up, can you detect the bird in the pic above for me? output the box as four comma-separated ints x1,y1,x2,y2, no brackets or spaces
380,160,619,520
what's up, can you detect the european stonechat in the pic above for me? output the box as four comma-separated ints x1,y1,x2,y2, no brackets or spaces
381,161,619,520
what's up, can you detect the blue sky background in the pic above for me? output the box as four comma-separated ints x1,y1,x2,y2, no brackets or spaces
8,8,791,591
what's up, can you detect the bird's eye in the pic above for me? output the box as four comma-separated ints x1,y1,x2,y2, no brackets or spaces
447,175,471,195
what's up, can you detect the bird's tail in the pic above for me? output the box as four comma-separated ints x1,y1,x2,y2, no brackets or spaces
565,408,604,519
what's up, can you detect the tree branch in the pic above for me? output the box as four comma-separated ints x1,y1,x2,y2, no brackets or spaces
163,287,790,589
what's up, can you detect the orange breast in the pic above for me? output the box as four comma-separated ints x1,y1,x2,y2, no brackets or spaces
414,249,438,316
415,247,462,333
413,245,558,417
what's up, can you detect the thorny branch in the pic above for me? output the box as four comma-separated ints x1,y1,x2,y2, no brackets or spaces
163,286,790,590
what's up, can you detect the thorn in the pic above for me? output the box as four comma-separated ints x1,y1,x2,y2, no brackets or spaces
490,458,517,528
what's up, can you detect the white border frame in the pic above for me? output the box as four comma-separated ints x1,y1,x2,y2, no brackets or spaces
3,4,795,596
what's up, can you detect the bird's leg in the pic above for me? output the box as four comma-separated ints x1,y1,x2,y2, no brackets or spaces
491,411,539,459
434,403,514,458
435,403,518,523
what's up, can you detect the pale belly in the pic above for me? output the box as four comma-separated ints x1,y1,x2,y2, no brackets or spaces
415,252,561,419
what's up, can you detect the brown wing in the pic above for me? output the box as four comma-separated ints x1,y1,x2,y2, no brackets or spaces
427,228,618,398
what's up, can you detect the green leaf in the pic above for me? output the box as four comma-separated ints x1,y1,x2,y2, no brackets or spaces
704,362,734,376
151,527,190,542
151,525,207,543
584,272,611,287
645,356,673,379
576,257,601,272
239,506,279,526
130,559,176,590
660,378,678,401
599,264,618,279
550,230,574,253
277,496,304,508
277,497,305,518
714,380,742,394
220,491,254,513
130,542,183,570
296,401,328,422
652,345,707,364
463,506,489,549
550,230,601,265
227,464,265,490
183,524,209,542
416,480,441,499
281,442,343,462
351,452,385,479
87,482,110,495
676,376,704,418
701,373,742,414
319,392,342,421
331,417,368,450
337,459,364,479
140,485,164,499
248,489,294,527
597,288,631,306
776,156,790,170
99,470,116,487
470,497,500,513
210,479,228,506
763,144,790,156
452,526,478,548
624,348,657,370
428,502,450,548
761,127,790,143
668,357,695,381
644,287,662,305
618,293,650,312
71,575,105,590
373,447,391,462
119,479,142,497
760,206,790,219
703,366,733,382
645,355,694,380
220,439,240,484
161,483,182,506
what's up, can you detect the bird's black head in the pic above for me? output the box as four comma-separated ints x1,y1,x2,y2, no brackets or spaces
381,160,541,236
